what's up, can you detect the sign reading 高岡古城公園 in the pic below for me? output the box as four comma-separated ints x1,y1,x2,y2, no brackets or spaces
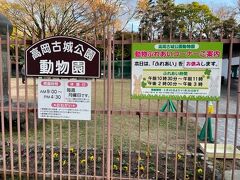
131,42,223,101
25,36,100,78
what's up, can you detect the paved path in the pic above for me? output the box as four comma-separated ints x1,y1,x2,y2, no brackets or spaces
188,79,240,145
225,170,240,180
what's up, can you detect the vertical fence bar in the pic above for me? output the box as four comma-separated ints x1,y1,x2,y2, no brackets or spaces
146,100,150,180
164,29,173,179
84,36,89,177
137,26,142,180
127,28,136,179
93,79,97,177
193,101,199,180
203,101,209,180
84,116,88,176
7,26,14,179
155,100,160,179
68,120,71,179
93,35,97,179
59,120,62,180
231,58,240,179
174,100,179,180
180,99,183,121
112,27,115,109
110,31,115,179
0,36,7,180
33,78,38,179
51,119,54,180
15,30,22,179
164,101,170,179
31,35,38,180
75,30,80,179
193,30,202,180
76,119,79,180
212,101,219,180
128,105,132,179
101,92,105,178
157,31,163,180
220,29,224,178
183,101,189,179
119,108,123,180
119,32,124,180
102,28,106,178
128,26,133,178
42,117,46,180
203,35,210,180
23,31,30,179
42,28,46,180
222,31,233,179
137,107,141,180
106,31,112,180
128,109,133,179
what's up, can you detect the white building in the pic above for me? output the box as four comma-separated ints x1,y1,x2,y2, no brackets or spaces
222,57,239,80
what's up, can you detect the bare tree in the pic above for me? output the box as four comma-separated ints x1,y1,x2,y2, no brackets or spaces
0,0,132,39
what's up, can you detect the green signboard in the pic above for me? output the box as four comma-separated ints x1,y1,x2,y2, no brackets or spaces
131,42,223,101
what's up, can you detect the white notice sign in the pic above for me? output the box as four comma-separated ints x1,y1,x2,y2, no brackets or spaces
38,79,91,120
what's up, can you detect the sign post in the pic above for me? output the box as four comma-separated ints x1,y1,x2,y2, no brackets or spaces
160,100,177,112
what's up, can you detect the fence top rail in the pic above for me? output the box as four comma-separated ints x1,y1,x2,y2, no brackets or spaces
0,38,240,46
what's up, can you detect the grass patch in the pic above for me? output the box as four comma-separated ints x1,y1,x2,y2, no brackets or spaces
3,78,197,152
4,114,196,152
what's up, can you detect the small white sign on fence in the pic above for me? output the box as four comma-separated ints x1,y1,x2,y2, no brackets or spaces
38,79,91,120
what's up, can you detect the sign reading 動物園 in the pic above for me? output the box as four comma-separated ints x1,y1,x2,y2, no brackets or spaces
132,42,223,101
25,36,100,120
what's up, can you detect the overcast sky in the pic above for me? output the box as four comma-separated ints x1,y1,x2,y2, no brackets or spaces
175,0,237,6
125,0,238,32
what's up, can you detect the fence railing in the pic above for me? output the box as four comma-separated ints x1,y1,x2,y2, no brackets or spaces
0,30,239,179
